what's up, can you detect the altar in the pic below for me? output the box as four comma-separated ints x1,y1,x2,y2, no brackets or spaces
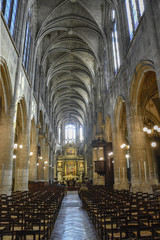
56,143,85,183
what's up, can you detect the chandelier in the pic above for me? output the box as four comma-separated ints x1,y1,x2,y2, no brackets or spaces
143,118,160,147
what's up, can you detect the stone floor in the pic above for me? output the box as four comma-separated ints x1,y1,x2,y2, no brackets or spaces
50,191,99,240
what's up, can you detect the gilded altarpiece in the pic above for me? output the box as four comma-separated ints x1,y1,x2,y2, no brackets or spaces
56,144,85,182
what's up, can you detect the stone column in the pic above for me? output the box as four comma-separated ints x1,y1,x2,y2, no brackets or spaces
28,140,37,182
48,147,51,182
53,154,57,180
37,135,45,181
112,126,129,190
88,147,93,181
76,160,78,178
145,136,158,185
127,111,153,192
84,155,87,178
0,110,15,195
49,148,53,183
44,142,49,183
14,130,29,192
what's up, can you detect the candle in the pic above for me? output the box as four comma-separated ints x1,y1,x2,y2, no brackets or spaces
144,161,147,183
123,167,125,183
119,167,120,183
138,162,141,183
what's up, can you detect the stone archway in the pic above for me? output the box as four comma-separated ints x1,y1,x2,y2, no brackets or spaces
129,61,160,192
139,72,160,184
0,58,13,195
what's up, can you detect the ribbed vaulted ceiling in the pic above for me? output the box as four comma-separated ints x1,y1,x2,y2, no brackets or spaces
36,0,109,129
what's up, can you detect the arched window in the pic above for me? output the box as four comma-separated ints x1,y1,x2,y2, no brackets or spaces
80,125,83,142
112,10,120,74
65,124,76,144
58,126,61,144
1,0,19,37
23,11,31,74
125,0,145,40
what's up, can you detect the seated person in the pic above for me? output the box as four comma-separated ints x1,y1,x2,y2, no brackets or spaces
61,181,66,188
79,183,88,193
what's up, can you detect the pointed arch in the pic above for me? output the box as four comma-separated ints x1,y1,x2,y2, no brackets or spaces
130,60,155,114
0,57,12,114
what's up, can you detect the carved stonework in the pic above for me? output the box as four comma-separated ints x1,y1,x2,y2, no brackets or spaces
56,143,85,182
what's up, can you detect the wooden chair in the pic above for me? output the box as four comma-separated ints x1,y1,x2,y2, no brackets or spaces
15,230,36,240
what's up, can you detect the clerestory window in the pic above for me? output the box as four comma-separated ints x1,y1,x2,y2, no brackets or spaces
23,11,31,74
80,125,83,142
112,9,120,74
1,0,19,37
58,126,61,144
125,0,145,40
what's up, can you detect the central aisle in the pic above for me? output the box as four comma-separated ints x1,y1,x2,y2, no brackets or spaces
50,191,99,240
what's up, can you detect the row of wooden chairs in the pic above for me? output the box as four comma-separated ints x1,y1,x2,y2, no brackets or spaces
0,186,65,239
79,186,160,240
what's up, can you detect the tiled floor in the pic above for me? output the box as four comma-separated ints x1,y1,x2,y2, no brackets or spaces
50,191,99,240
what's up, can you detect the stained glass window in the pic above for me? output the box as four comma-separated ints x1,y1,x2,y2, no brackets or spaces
25,31,31,72
1,0,4,12
112,9,115,21
23,20,29,66
138,0,144,16
131,0,138,29
80,126,83,142
125,0,145,40
125,0,133,40
114,23,120,68
112,10,120,74
2,0,19,37
4,0,12,24
58,127,61,144
10,0,18,36
112,33,117,73
65,124,76,144
23,9,32,75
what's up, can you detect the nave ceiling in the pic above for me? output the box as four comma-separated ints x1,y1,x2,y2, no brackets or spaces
35,0,112,130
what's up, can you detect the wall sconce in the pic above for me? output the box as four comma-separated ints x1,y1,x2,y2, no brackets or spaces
120,143,130,149
30,152,33,156
108,152,113,157
14,143,18,149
